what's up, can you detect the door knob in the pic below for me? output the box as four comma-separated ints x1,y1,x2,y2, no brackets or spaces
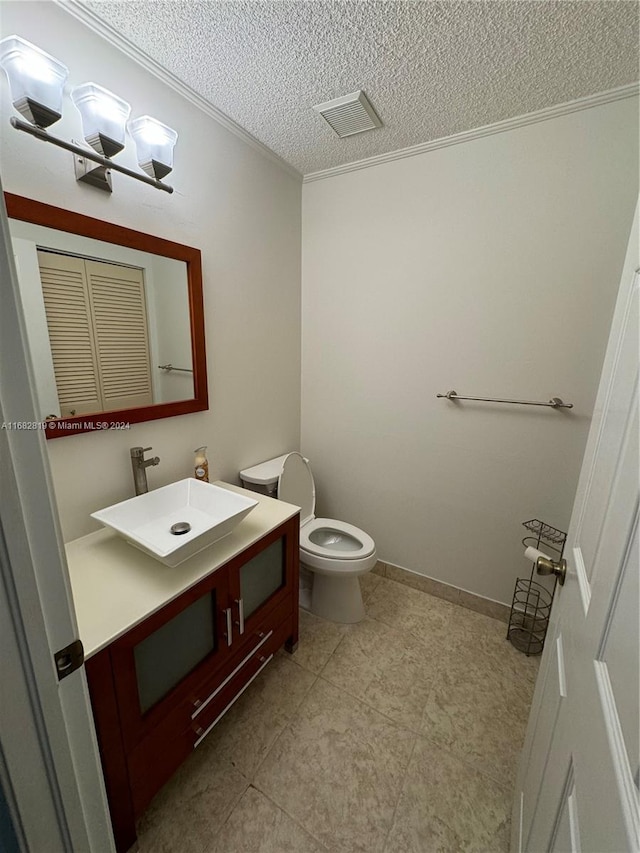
536,556,567,586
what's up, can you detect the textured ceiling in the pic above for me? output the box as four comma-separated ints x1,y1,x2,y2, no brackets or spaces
80,1,639,176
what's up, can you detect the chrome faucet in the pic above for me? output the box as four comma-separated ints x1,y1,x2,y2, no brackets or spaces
130,446,160,496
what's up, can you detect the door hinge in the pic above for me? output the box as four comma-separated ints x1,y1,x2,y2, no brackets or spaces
54,639,84,681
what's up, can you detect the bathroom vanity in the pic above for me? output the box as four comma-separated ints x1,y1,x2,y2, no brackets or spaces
65,483,299,852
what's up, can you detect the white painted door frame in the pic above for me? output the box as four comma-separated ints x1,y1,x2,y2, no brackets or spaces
0,186,114,852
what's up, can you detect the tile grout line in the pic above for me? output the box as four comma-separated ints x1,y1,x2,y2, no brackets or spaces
314,630,350,679
297,591,463,735
379,727,421,853
136,753,251,853
315,672,425,741
318,589,530,792
304,592,534,731
209,661,326,849
175,656,319,851
248,713,330,848
415,727,518,796
246,664,320,782
246,784,333,852
206,775,253,850
256,670,421,853
257,603,522,850
410,637,530,793
251,597,524,845
249,651,419,853
363,613,459,652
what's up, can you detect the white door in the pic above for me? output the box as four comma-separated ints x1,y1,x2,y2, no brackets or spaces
0,190,114,851
512,204,639,853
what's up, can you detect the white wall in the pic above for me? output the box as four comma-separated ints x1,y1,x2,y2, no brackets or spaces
0,2,301,541
302,97,638,605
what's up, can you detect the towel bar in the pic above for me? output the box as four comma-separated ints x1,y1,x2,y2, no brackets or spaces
436,390,573,409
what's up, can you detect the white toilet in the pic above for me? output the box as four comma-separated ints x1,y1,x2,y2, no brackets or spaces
239,453,377,623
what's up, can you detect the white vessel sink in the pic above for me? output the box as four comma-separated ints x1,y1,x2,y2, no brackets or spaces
91,479,258,567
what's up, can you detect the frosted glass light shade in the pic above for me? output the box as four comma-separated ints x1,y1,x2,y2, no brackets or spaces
0,36,68,127
127,116,178,180
71,83,130,157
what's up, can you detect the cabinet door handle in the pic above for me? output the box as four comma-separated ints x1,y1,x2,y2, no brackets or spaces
234,598,245,635
224,607,233,647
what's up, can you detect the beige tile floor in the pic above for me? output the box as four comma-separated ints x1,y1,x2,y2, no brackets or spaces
134,575,539,853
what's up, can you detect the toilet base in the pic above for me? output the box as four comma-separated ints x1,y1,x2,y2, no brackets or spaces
310,573,366,624
299,586,312,612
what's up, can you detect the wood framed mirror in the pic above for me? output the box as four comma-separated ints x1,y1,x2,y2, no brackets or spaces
5,193,208,438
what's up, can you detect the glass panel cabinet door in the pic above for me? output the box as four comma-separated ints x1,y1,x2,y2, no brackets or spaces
110,566,231,747
239,538,285,619
230,523,298,638
134,590,218,714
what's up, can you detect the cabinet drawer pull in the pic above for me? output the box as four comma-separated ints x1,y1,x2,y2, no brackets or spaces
224,607,233,647
234,598,245,635
191,629,273,719
193,654,273,749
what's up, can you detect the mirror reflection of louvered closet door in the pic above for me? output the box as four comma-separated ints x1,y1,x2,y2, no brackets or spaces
37,250,153,417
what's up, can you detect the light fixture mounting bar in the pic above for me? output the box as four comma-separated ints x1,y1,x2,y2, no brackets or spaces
10,117,173,194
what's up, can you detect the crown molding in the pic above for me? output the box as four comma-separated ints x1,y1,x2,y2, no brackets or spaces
50,3,639,185
55,0,302,181
303,82,640,183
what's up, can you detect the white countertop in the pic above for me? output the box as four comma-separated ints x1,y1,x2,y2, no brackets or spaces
65,482,299,659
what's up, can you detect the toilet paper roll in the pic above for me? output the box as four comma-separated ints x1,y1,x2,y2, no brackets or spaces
524,546,552,564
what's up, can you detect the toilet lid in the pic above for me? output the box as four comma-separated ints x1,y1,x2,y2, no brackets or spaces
277,452,315,526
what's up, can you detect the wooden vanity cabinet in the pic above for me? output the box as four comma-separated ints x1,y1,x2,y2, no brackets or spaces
85,515,299,853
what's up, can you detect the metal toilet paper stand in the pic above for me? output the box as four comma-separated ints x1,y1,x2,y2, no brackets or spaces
507,519,567,656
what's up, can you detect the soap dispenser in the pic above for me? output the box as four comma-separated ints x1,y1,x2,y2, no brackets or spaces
194,446,209,483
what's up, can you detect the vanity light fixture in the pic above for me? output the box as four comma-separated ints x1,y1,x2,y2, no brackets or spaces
71,82,131,191
71,82,130,157
0,35,68,127
127,116,178,181
0,35,176,194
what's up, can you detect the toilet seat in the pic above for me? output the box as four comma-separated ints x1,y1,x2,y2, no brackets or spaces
278,453,375,566
300,517,375,561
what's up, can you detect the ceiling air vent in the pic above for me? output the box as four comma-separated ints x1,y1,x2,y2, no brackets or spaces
313,90,382,138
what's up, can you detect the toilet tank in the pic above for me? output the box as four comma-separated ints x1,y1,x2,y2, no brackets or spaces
239,454,289,496
240,453,310,497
